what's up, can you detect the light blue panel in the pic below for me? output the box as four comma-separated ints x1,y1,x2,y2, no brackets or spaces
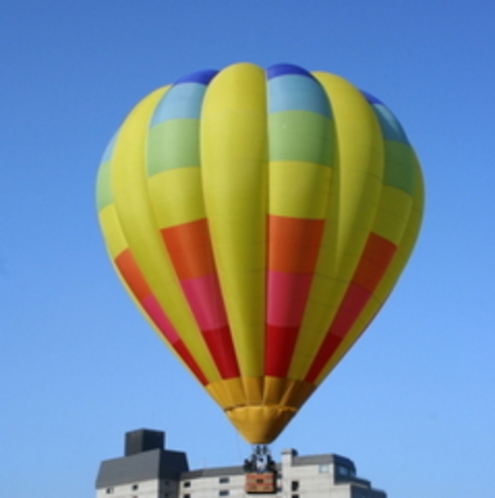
97,132,118,211
100,132,118,163
372,104,409,144
268,74,331,118
151,83,207,126
96,160,113,211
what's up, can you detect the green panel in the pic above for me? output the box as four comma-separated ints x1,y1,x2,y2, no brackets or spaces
96,160,113,211
147,118,200,176
269,111,333,167
384,141,415,195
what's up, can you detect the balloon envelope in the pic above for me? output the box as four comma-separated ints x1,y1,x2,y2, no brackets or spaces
96,63,424,444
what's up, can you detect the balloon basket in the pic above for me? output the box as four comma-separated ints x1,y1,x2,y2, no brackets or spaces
243,445,278,494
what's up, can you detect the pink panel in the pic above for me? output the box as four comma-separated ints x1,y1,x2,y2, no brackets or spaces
267,271,313,327
142,295,180,345
142,295,208,385
181,273,228,330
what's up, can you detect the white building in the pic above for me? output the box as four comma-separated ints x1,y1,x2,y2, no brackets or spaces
96,429,386,498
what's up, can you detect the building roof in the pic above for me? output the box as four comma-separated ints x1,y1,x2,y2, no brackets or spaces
95,448,189,487
182,464,244,479
293,453,356,471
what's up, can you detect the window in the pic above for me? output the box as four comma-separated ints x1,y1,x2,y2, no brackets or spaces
132,484,139,490
219,491,229,496
291,481,299,491
219,477,230,484
292,495,299,498
184,494,191,498
105,488,114,494
183,481,191,488
319,464,329,473
337,465,350,476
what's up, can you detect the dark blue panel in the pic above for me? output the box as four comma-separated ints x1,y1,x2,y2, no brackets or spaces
267,63,315,81
174,69,218,86
360,90,384,105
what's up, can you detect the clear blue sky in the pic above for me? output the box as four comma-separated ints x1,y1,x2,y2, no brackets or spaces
1,1,494,497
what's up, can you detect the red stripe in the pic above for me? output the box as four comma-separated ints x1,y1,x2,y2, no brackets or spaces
174,341,209,386
305,285,371,383
265,324,299,377
305,334,342,383
202,326,240,378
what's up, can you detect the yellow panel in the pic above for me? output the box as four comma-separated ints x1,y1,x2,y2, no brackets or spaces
372,185,413,244
111,86,220,383
243,376,264,404
263,377,290,405
147,167,205,228
206,377,246,409
98,205,128,258
263,377,315,408
269,161,332,218
201,63,268,377
281,378,316,408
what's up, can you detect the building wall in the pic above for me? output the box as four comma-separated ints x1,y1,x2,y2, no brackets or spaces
180,474,245,498
97,478,158,498
97,478,180,498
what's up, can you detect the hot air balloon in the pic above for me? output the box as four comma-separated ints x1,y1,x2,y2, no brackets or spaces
96,62,424,447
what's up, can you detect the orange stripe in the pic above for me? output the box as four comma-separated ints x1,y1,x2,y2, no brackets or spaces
115,249,151,301
268,215,325,273
161,219,215,279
